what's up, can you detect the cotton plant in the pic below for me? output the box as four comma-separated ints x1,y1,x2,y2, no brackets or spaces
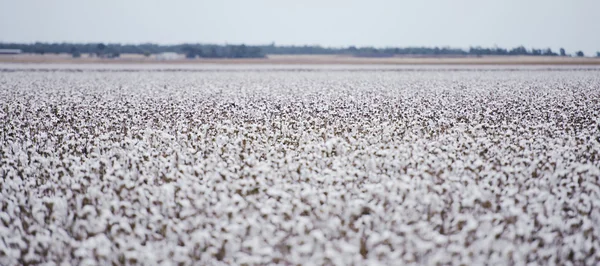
0,68,599,265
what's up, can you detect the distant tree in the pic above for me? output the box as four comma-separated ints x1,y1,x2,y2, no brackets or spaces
207,47,218,58
237,44,247,58
508,46,528,56
143,51,151,57
542,48,557,56
596,52,600,57
70,47,81,58
96,43,106,57
576,51,584,57
182,45,198,58
559,48,566,56
493,47,508,55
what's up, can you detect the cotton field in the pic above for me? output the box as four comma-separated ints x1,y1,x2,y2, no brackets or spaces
1,65,600,265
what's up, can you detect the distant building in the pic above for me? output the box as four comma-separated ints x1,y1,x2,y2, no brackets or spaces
0,49,22,55
155,52,180,61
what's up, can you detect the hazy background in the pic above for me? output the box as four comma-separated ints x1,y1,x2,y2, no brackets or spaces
1,0,599,54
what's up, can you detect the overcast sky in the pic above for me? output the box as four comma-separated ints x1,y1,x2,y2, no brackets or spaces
1,0,599,54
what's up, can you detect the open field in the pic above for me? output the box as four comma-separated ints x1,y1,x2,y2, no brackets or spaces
1,65,600,265
2,53,600,65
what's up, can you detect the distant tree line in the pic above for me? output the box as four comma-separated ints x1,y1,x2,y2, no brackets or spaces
0,42,265,58
0,42,597,58
258,45,593,58
257,45,470,57
181,44,263,58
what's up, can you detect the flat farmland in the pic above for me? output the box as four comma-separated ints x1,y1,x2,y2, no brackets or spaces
1,64,599,265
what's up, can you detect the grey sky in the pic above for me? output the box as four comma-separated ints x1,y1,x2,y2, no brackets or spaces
1,0,599,54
